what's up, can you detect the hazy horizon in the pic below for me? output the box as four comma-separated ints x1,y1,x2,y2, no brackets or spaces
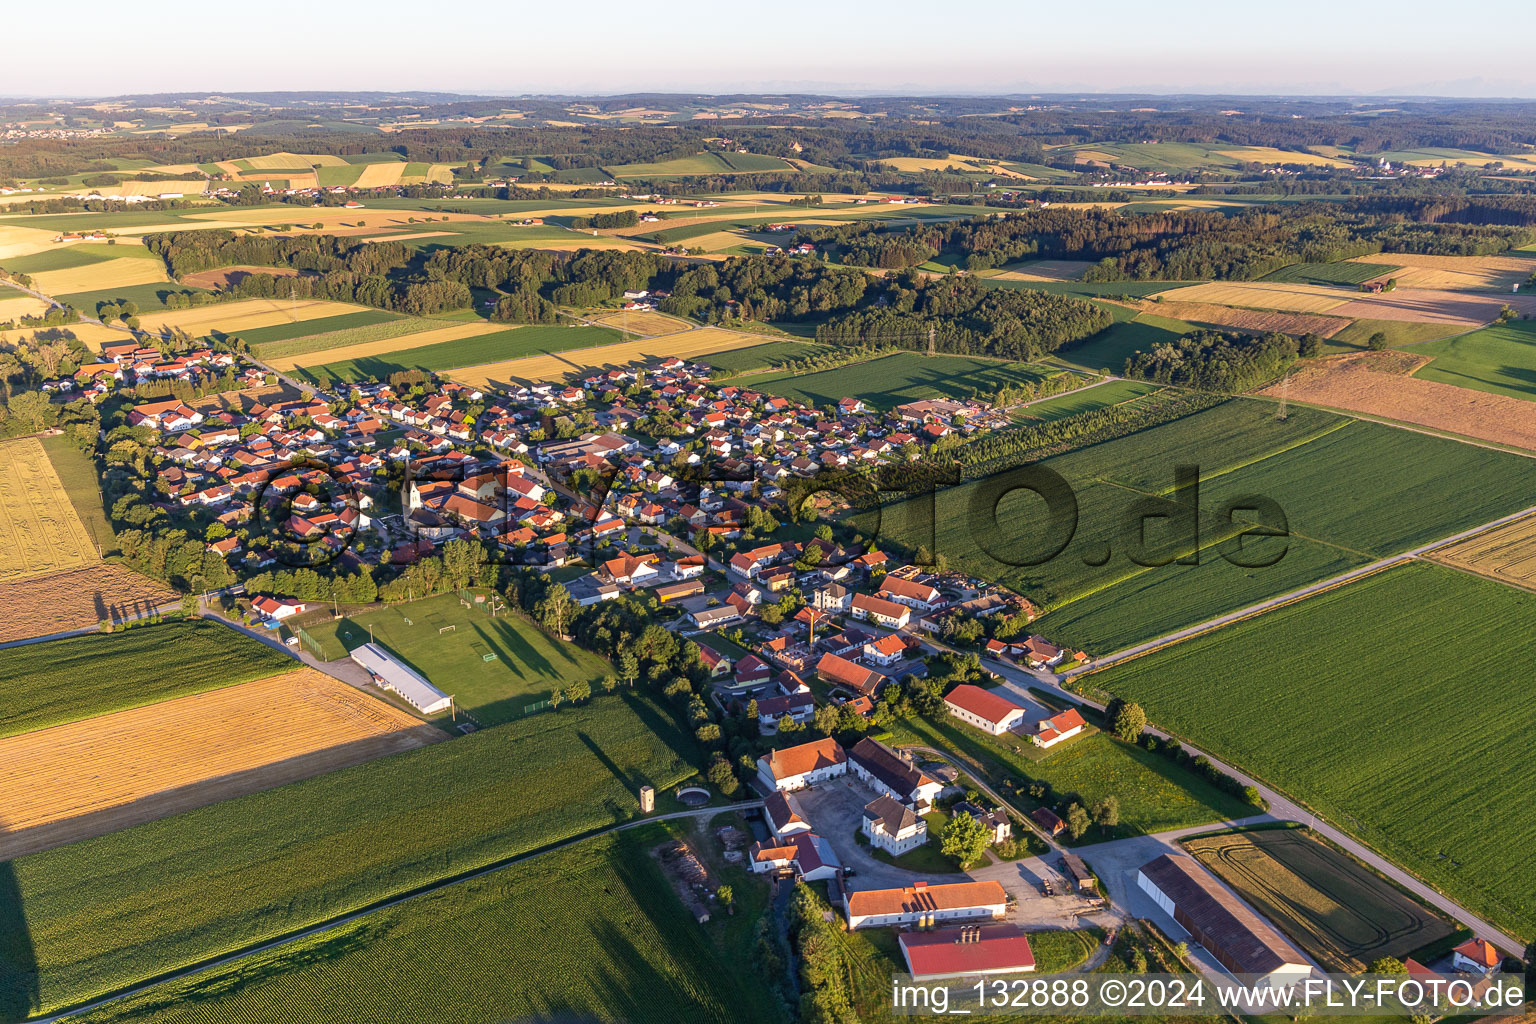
6,0,1535,100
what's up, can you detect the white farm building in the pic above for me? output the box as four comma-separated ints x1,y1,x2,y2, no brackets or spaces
350,642,453,715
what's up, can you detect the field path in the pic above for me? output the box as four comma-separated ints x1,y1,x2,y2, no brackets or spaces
28,802,761,1024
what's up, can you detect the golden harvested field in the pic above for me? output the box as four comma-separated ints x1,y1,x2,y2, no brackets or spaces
1137,299,1352,338
0,564,177,643
1260,351,1536,449
1214,146,1355,168
452,326,762,386
1430,515,1536,592
0,668,442,860
245,152,349,168
1153,281,1354,313
14,320,130,353
0,437,98,583
353,162,406,188
879,154,1034,178
1347,252,1536,291
1327,287,1536,325
99,178,208,198
143,163,205,176
0,292,51,321
585,309,693,336
267,320,507,371
0,224,66,260
30,255,169,295
136,297,369,336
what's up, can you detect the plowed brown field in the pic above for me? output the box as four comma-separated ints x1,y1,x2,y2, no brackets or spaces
1260,351,1536,449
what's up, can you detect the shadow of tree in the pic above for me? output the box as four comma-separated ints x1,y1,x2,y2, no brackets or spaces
0,858,39,1023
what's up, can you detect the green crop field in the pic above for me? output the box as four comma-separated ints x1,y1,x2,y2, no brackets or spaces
249,315,447,359
1410,318,1536,400
1261,261,1392,286
38,433,115,553
303,592,613,722
884,712,1252,841
0,620,294,739
1052,312,1194,372
0,246,113,274
292,324,621,385
71,831,785,1024
1014,379,1161,423
701,339,832,373
1182,828,1454,972
605,153,734,177
1091,561,1536,939
0,694,699,1018
740,352,1057,411
56,282,212,313
1325,317,1464,354
234,309,403,349
877,398,1536,653
718,152,796,172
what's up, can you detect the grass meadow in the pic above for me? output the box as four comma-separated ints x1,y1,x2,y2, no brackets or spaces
0,694,699,1018
0,620,293,739
1409,317,1536,400
883,712,1253,841
1052,312,1195,372
1091,561,1536,939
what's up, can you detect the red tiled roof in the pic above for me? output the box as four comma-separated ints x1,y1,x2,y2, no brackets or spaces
945,684,1026,726
900,924,1035,978
760,737,846,781
847,880,1006,919
1453,938,1500,968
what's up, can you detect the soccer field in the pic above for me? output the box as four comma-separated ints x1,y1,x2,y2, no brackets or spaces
305,592,613,723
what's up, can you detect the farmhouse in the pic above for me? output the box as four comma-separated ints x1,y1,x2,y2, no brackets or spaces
816,652,883,695
748,832,840,882
1034,708,1086,748
861,633,907,667
349,642,453,715
944,684,1027,735
862,794,927,855
756,692,817,733
850,593,911,629
756,737,848,792
900,924,1036,980
763,790,812,839
1451,938,1501,974
876,575,942,610
845,880,1008,930
251,596,307,622
1136,854,1311,988
952,801,1012,844
848,737,944,809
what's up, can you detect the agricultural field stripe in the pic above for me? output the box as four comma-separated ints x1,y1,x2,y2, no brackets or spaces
23,806,751,1024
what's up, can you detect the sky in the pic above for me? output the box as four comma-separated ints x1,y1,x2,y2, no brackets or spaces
5,0,1536,98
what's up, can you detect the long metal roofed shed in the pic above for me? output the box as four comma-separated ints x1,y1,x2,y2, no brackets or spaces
350,642,453,715
1136,854,1310,987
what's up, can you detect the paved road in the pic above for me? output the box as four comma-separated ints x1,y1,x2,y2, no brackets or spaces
32,801,758,1024
979,656,1528,958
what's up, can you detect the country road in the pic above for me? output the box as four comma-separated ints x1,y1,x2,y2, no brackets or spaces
979,657,1529,958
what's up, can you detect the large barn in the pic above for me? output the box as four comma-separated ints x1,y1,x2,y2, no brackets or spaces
1137,854,1311,987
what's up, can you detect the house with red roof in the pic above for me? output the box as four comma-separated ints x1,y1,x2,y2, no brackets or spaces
944,684,1028,735
1452,938,1502,974
1034,708,1086,748
755,737,848,792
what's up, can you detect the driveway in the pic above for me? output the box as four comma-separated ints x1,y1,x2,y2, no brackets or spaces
796,777,928,890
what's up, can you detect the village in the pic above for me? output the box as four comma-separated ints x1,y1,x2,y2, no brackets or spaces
83,341,1519,1001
